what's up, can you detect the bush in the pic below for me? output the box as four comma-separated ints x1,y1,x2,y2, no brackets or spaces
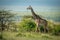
52,25,60,35
40,25,44,32
19,18,36,32
0,34,2,39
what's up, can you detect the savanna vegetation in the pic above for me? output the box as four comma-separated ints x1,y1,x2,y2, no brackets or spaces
0,10,60,40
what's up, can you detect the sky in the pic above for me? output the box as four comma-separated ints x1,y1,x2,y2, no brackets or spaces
0,0,60,22
0,0,60,11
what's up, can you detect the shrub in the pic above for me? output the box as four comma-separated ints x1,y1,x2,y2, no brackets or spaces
52,25,60,35
40,25,44,32
0,34,2,39
19,18,36,32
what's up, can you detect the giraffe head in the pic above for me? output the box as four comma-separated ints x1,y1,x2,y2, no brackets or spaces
27,5,32,10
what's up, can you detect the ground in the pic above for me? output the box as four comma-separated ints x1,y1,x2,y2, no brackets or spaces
1,31,60,40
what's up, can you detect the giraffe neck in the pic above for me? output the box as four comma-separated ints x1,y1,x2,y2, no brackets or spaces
30,8,42,20
31,8,37,18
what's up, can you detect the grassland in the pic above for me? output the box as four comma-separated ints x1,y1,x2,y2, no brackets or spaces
1,31,60,40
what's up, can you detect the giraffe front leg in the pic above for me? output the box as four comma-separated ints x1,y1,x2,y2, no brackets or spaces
36,23,40,32
44,26,46,33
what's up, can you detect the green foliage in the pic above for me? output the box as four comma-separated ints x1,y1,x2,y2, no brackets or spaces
0,10,15,31
19,18,36,32
52,25,60,35
0,34,2,39
40,25,44,32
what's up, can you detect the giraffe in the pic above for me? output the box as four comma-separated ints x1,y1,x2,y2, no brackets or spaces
27,5,48,33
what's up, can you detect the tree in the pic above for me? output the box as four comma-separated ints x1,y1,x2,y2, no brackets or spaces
0,10,15,31
0,10,16,40
19,18,36,32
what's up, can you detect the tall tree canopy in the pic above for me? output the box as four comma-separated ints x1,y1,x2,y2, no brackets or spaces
0,10,15,31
